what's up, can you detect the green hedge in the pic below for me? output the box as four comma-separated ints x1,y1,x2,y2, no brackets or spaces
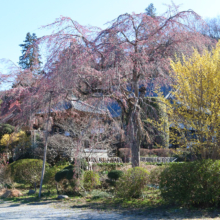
8,159,48,187
149,166,166,187
96,163,124,172
160,159,220,206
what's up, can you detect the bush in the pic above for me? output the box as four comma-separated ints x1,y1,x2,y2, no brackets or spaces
91,190,111,199
55,165,75,182
44,165,66,187
54,164,82,194
159,159,220,206
149,166,166,187
115,167,149,199
8,159,47,189
83,171,100,191
108,170,124,181
96,163,124,172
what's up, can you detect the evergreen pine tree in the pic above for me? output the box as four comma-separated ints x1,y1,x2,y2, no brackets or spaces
145,3,157,18
19,32,42,72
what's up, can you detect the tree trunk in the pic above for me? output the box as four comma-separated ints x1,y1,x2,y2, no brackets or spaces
56,182,59,195
131,137,140,167
39,92,52,199
129,111,140,167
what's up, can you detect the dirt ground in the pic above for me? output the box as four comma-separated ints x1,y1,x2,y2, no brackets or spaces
1,199,220,220
0,189,23,198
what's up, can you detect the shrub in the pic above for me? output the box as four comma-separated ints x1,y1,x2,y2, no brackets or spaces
54,164,82,194
159,159,220,206
44,164,67,186
57,178,80,195
8,159,47,190
83,171,100,191
55,165,75,182
149,166,166,187
108,170,124,181
115,167,149,199
91,190,111,199
96,163,124,172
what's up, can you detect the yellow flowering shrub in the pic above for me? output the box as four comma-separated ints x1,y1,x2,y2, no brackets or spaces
161,41,220,158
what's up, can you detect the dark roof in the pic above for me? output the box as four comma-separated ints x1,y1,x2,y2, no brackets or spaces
50,98,108,115
71,100,107,114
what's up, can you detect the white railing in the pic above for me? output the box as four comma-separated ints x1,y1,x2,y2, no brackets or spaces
86,157,122,163
140,157,177,163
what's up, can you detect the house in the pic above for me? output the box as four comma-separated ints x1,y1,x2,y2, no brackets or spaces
30,97,122,163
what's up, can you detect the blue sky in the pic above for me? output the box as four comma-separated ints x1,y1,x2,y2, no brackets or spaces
0,0,219,68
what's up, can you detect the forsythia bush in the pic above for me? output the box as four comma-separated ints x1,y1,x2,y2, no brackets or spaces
115,167,149,199
160,159,220,206
161,42,220,158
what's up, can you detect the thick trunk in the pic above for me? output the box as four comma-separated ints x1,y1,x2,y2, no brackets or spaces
131,137,140,167
129,65,141,167
129,50,141,167
129,111,141,167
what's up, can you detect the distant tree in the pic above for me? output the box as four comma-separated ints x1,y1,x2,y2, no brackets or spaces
0,124,15,140
205,16,220,40
18,32,42,72
0,130,28,158
145,3,156,17
13,33,43,88
0,123,15,154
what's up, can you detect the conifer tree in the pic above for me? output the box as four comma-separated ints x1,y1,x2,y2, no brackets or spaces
145,3,157,18
19,32,42,72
